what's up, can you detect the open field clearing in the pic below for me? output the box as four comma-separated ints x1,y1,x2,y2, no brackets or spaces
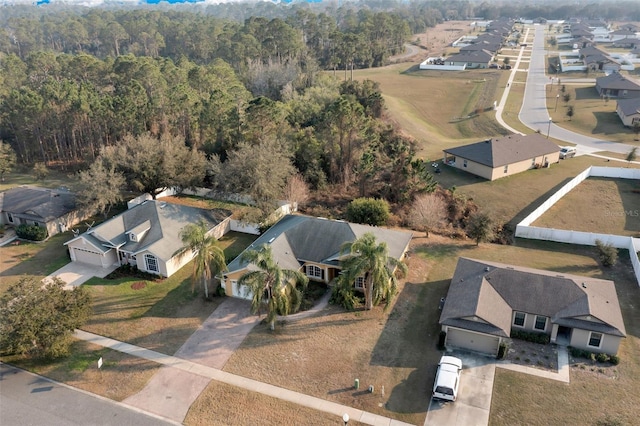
533,177,640,236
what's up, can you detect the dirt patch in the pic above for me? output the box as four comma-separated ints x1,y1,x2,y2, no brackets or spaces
503,339,558,371
131,281,147,290
411,21,477,59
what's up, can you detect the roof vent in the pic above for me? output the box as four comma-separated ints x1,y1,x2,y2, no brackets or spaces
268,237,275,244
484,267,490,272
582,282,587,288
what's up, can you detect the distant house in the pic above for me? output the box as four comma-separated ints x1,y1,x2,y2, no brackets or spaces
444,50,493,69
580,46,621,72
616,98,640,127
64,200,232,277
439,258,627,356
595,72,640,98
221,215,413,299
0,186,86,237
442,134,561,181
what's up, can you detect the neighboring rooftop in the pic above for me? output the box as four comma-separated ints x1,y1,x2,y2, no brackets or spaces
0,185,76,221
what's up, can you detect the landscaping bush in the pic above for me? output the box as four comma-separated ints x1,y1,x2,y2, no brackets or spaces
609,355,620,365
595,239,618,267
596,353,609,363
511,330,550,344
497,342,508,360
15,224,48,241
345,197,390,226
437,331,446,350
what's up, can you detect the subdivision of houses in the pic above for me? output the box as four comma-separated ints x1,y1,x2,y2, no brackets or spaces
439,258,627,356
442,133,561,181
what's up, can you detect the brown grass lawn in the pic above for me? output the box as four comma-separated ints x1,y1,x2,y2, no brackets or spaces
185,381,366,426
547,83,640,145
159,194,261,220
0,168,82,192
432,154,640,228
81,231,257,355
2,340,161,401
533,177,640,236
221,235,639,425
353,65,509,160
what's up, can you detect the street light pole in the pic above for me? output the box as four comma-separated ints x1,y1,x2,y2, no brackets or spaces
547,117,552,139
555,94,560,112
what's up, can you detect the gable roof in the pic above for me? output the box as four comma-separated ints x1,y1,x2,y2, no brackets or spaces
596,72,640,91
65,200,232,261
440,258,626,338
442,133,560,168
225,214,413,275
445,50,493,64
616,97,640,116
0,186,76,222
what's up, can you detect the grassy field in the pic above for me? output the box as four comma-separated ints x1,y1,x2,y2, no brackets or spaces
353,65,509,160
547,83,640,145
533,177,640,236
81,231,257,355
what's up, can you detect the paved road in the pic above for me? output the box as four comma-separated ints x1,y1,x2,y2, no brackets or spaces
0,363,176,426
519,26,630,155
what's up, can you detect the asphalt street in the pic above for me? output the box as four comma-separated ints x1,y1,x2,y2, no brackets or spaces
519,25,631,155
0,363,176,426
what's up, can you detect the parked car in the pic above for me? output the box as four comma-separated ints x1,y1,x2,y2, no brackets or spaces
504,65,512,70
432,355,462,402
559,146,577,159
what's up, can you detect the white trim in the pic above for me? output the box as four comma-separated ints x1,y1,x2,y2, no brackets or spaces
587,331,603,348
534,315,547,331
306,265,323,280
145,253,159,273
355,276,365,289
513,311,527,327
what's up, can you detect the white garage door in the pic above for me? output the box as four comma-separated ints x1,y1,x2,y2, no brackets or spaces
71,247,104,266
446,328,500,355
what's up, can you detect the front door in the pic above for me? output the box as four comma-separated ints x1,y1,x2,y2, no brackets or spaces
557,326,572,345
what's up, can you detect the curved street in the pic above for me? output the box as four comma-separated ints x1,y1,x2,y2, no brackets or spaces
517,25,631,155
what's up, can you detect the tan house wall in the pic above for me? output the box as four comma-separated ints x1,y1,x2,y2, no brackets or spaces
450,158,494,179
450,152,560,181
570,328,622,354
617,105,640,127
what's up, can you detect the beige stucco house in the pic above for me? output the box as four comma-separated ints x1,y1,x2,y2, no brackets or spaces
442,134,561,181
220,214,413,299
439,258,626,357
616,97,640,127
64,200,232,277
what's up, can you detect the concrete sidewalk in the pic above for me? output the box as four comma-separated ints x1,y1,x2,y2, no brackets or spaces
75,330,413,426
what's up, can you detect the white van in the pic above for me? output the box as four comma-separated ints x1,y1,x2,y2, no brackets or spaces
432,356,462,401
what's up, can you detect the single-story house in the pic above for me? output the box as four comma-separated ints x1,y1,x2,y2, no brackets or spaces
616,97,640,127
439,258,627,356
64,200,232,277
444,50,494,69
595,72,640,98
0,186,87,237
442,133,561,181
221,214,413,299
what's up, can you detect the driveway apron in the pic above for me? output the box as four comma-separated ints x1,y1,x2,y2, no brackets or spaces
44,262,118,288
123,297,259,423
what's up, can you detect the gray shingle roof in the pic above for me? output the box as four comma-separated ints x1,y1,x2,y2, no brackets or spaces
443,133,560,168
0,186,76,222
225,215,413,275
616,97,640,116
65,200,232,261
445,50,493,64
596,72,640,91
440,258,626,338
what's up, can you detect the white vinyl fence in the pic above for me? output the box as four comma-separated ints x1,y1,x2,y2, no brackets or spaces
516,166,640,286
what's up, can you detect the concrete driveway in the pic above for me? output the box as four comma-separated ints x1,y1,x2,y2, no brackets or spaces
44,262,118,288
424,352,496,426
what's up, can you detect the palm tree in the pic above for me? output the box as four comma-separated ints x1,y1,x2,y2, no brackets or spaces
339,233,408,311
178,220,227,298
238,244,308,330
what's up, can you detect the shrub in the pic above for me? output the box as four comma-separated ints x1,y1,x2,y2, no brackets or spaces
596,353,609,363
511,329,550,344
16,224,48,241
345,198,390,226
595,239,618,267
437,331,447,350
609,355,620,365
497,342,508,359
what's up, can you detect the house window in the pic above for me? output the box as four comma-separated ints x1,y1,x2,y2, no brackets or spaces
632,117,640,125
144,254,159,273
7,213,13,223
588,332,603,348
531,158,536,166
504,165,509,173
513,312,526,327
306,265,324,280
534,315,547,331
463,160,468,168
355,276,365,289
